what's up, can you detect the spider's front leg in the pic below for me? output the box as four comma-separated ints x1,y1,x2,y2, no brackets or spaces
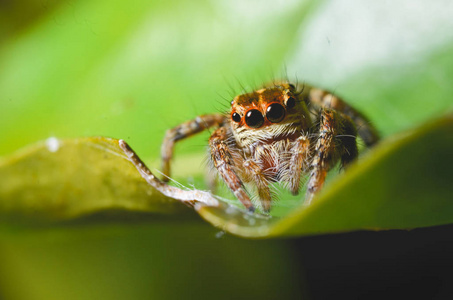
119,140,219,207
305,109,358,205
161,113,225,181
209,126,255,212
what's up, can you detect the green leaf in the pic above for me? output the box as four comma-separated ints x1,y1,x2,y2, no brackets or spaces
1,115,451,238
0,137,190,224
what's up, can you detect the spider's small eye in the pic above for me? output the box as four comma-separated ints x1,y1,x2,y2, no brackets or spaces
231,112,241,123
266,103,286,123
286,97,296,109
245,109,264,128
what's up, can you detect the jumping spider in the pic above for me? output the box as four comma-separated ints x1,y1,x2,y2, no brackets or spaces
156,82,379,213
120,82,379,213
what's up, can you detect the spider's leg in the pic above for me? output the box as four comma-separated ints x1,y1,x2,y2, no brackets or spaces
302,86,380,147
119,140,219,208
305,109,358,205
209,127,254,212
281,136,310,196
161,113,225,181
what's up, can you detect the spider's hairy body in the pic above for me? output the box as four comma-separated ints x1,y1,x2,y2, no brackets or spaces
161,82,379,213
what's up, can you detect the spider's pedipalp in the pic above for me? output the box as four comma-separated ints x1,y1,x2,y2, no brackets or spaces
243,159,272,212
280,135,311,196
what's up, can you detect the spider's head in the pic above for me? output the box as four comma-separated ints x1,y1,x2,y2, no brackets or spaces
229,83,310,145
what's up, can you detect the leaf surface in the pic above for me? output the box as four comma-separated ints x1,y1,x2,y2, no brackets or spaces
1,116,451,238
0,137,189,224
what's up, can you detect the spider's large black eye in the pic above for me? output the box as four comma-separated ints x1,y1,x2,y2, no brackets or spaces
231,112,241,123
266,103,286,123
245,109,264,128
286,97,296,109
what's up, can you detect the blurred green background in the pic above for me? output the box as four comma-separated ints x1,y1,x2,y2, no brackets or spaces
1,0,453,299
